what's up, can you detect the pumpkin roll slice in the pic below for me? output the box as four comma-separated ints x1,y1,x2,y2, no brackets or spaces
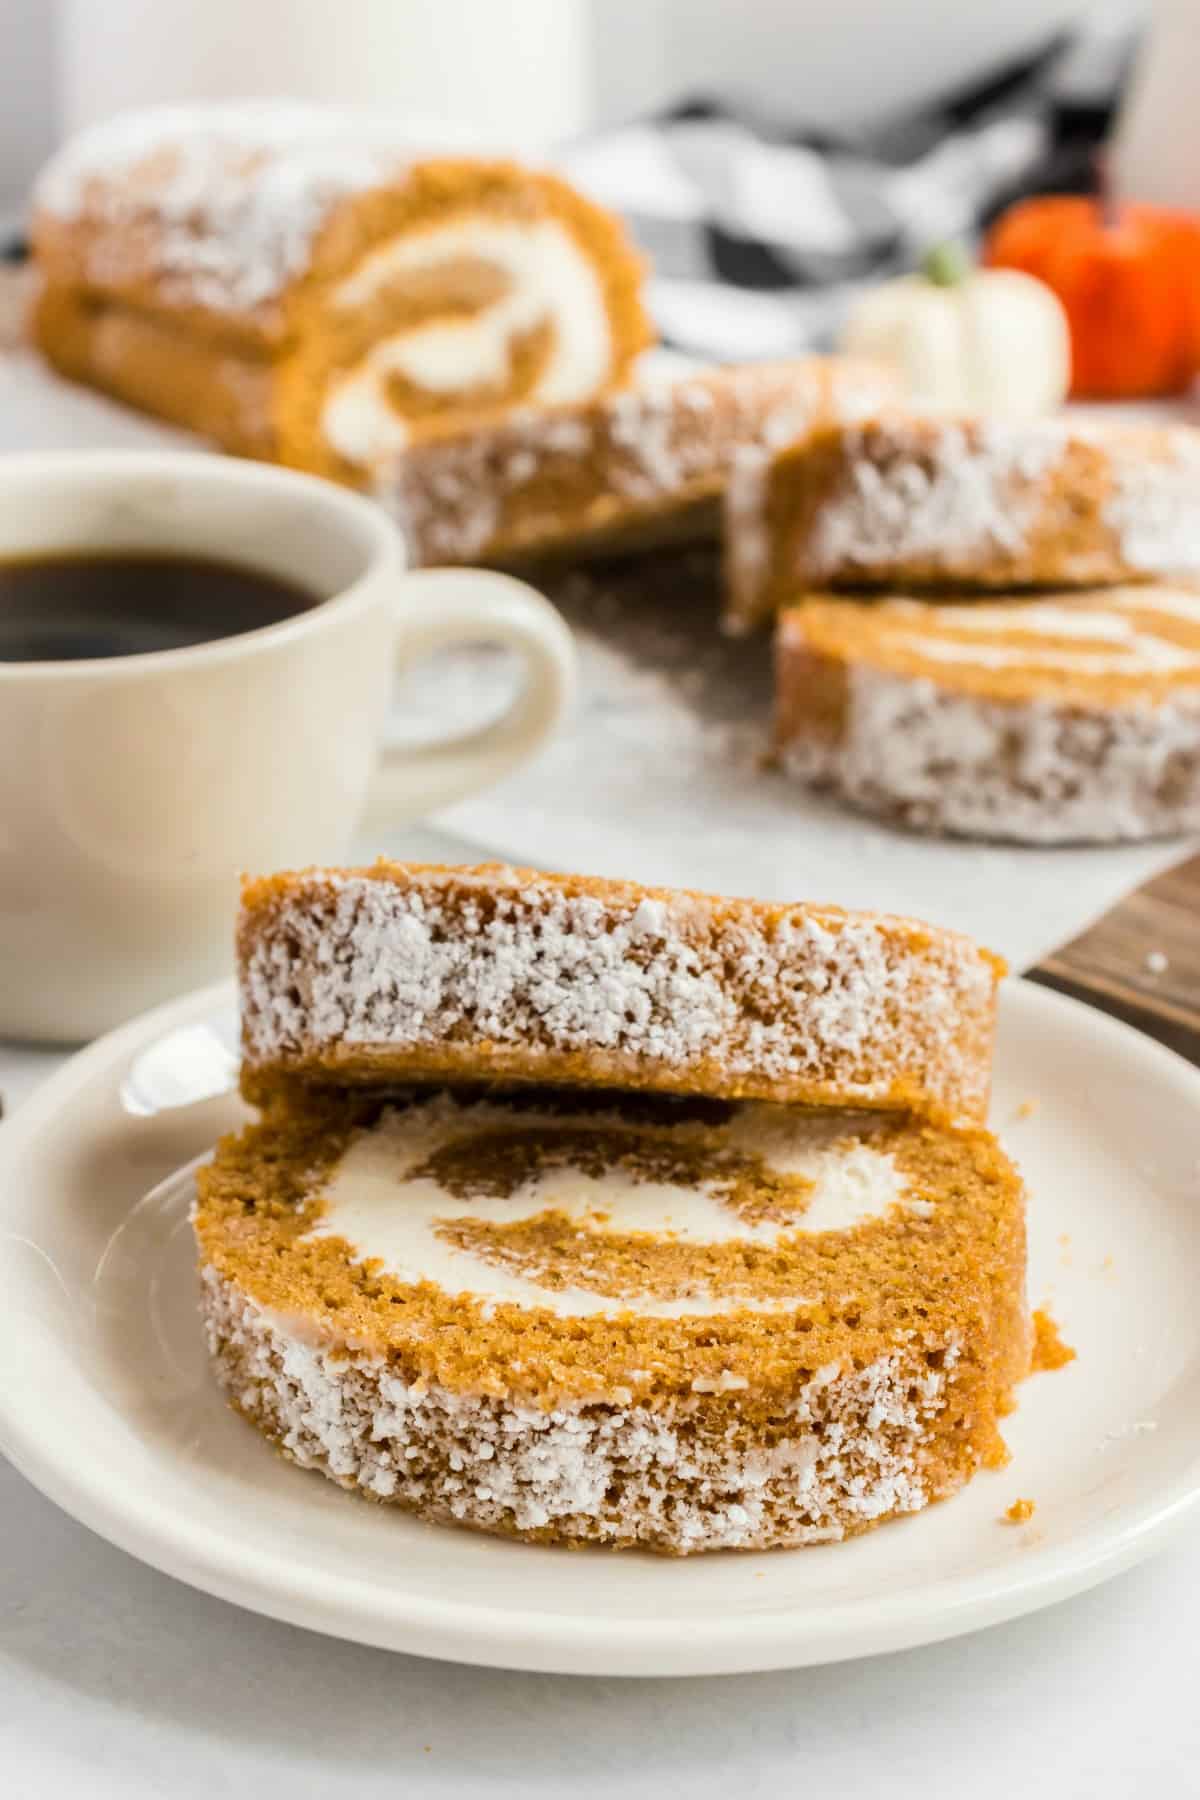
30,101,651,484
238,860,1003,1125
381,355,898,568
194,1085,1030,1554
724,413,1200,632
775,586,1200,842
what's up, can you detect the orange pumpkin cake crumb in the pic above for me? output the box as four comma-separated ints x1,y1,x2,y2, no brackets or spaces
1031,1307,1076,1374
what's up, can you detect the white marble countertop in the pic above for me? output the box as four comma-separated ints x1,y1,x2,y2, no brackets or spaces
3,1368,1198,1798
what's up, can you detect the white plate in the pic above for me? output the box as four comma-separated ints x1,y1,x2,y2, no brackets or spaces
1,977,1198,1677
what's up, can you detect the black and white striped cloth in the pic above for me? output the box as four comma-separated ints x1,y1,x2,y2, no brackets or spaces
562,17,1136,362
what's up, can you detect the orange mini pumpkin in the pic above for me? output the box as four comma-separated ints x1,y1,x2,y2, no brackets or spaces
984,193,1200,399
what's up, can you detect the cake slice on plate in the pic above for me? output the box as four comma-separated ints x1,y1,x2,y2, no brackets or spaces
199,860,1027,1554
238,860,1004,1124
195,1080,1028,1554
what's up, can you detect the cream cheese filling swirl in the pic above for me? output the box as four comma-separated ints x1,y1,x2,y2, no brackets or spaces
307,1096,926,1321
321,217,613,466
883,590,1200,676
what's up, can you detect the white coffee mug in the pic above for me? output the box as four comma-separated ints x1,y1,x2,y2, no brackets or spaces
0,450,575,1041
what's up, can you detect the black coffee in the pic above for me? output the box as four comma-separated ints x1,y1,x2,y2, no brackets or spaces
0,552,319,662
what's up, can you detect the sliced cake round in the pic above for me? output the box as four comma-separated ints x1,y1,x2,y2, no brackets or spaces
237,862,1003,1126
776,587,1200,841
193,1085,1029,1555
725,414,1200,631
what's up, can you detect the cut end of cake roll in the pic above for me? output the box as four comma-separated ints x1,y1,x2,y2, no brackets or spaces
30,102,653,483
723,413,1200,632
380,355,900,570
193,1085,1029,1554
775,587,1200,842
236,860,1004,1125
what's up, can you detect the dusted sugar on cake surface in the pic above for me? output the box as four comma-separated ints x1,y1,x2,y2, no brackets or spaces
30,102,652,483
775,586,1200,842
237,861,1004,1125
381,356,898,569
724,414,1200,631
193,1086,1029,1554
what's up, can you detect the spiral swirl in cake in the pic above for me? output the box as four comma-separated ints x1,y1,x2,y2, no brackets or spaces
776,586,1200,841
194,1086,1028,1553
31,102,651,481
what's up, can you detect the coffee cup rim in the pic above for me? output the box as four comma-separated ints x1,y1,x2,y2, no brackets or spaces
0,450,403,682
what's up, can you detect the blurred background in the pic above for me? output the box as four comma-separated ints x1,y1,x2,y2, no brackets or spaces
0,1,1173,216
8,0,1198,372
0,1,1114,180
0,1,1139,163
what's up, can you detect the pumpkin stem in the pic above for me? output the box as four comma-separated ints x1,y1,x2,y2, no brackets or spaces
922,241,972,287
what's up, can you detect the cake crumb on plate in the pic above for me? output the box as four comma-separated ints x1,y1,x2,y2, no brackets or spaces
1031,1306,1076,1373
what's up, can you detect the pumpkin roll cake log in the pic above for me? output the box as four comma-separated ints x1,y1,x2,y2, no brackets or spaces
382,356,898,568
775,586,1200,842
193,1085,1030,1553
724,413,1200,632
238,861,1003,1124
30,103,651,482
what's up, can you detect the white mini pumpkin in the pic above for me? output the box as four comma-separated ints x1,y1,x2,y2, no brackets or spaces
839,243,1071,418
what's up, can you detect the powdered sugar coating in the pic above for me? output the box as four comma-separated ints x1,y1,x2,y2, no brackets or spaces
1104,433,1200,576
782,662,1200,844
239,866,999,1121
382,361,834,567
721,373,898,632
729,415,1200,630
201,1265,956,1552
34,102,420,314
802,419,1066,580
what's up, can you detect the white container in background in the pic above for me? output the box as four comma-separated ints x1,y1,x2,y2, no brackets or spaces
53,0,1106,160
0,0,55,218
56,0,590,154
1113,0,1200,208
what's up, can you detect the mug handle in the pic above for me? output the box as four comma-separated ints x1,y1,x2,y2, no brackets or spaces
360,566,575,826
